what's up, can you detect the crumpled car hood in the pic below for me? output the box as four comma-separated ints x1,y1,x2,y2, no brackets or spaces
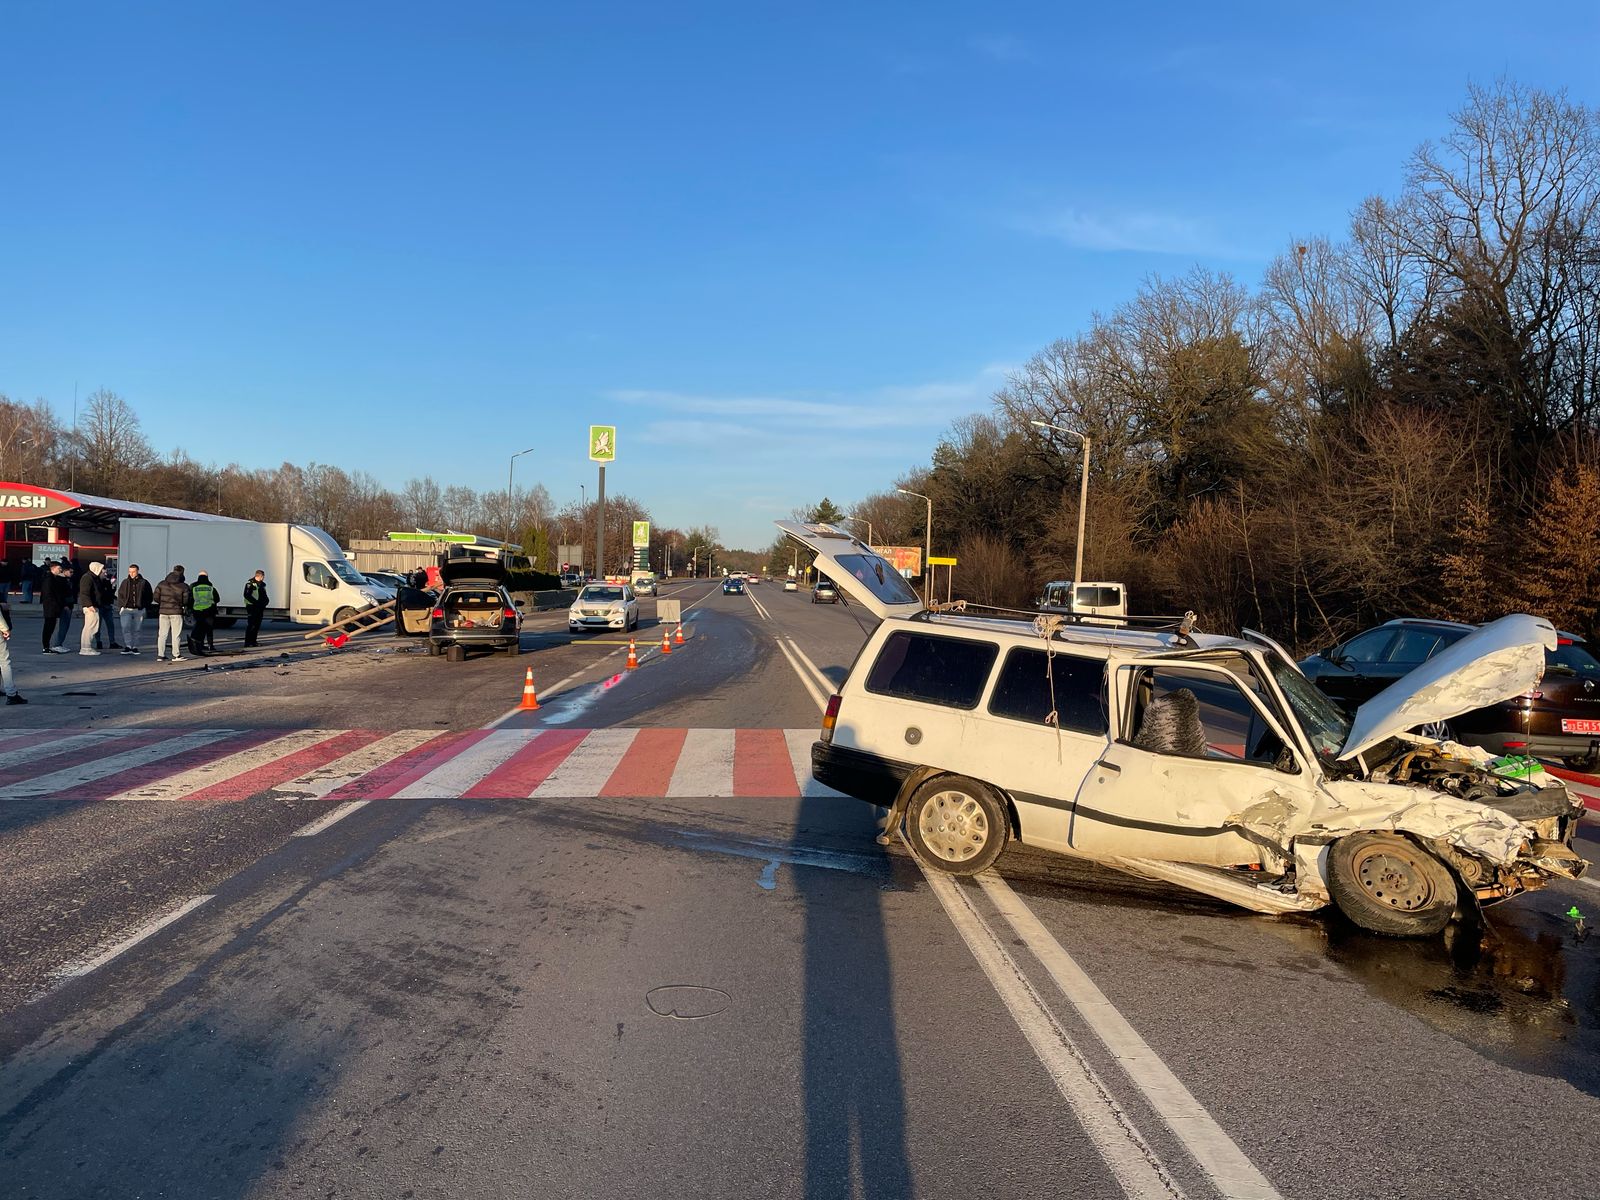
1338,614,1557,761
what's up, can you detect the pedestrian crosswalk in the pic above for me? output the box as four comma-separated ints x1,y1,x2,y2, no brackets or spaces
0,727,845,804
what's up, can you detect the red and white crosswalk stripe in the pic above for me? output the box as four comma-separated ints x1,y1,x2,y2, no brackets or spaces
0,727,846,803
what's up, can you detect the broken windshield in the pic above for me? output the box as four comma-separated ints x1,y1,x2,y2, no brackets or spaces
1268,654,1352,759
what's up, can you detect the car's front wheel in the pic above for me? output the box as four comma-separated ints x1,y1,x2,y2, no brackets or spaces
903,777,1009,876
1327,832,1457,937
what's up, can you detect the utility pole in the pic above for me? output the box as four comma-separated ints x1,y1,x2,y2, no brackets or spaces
897,488,934,606
506,447,535,544
1031,420,1092,588
595,466,606,578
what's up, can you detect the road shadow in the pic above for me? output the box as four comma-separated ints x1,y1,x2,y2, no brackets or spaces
792,793,914,1197
0,998,346,1199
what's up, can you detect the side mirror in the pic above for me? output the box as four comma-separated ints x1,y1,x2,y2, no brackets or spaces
326,577,339,590
514,600,525,608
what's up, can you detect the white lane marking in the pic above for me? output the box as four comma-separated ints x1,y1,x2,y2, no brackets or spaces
923,871,1182,1199
105,729,344,802
293,800,370,837
978,872,1282,1200
533,728,639,798
784,728,848,798
271,729,441,799
747,592,771,621
393,728,535,799
667,728,736,797
775,638,830,711
0,730,238,798
0,729,144,771
56,894,215,980
783,637,836,699
1574,875,1600,892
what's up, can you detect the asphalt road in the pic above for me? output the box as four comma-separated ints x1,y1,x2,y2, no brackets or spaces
4,578,1600,1198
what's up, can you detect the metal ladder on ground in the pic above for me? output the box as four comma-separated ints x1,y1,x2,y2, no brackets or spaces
301,601,397,644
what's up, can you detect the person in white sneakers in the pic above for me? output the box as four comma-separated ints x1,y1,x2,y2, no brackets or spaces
152,565,190,663
78,562,106,655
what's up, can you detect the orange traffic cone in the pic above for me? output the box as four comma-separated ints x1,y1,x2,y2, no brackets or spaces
626,638,638,669
661,626,673,655
673,623,684,645
519,667,540,710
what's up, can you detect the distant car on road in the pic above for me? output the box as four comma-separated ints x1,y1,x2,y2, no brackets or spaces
569,583,639,633
783,578,798,592
429,556,523,661
560,572,583,589
812,580,838,604
1300,617,1600,769
722,577,745,595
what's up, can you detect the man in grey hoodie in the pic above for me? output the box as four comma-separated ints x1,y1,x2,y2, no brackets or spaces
78,562,107,656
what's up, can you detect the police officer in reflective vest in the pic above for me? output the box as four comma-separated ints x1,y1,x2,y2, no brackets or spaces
189,571,219,656
243,570,268,647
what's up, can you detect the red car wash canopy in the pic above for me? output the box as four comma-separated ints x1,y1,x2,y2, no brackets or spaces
0,482,231,571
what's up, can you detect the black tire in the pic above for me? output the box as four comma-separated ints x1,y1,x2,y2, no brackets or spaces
903,776,1009,876
1327,832,1457,937
445,644,465,663
333,607,357,627
213,616,238,629
1563,753,1599,773
503,642,521,656
426,641,442,656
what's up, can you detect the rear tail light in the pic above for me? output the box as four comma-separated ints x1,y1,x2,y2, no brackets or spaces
503,608,517,620
1505,740,1528,750
431,608,444,620
822,694,841,742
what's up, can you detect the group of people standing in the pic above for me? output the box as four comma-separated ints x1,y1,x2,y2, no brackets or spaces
32,559,271,661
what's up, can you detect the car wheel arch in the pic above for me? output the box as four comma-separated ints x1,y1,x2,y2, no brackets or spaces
893,767,1021,838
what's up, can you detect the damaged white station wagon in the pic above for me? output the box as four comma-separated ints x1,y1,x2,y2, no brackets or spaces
781,521,1589,938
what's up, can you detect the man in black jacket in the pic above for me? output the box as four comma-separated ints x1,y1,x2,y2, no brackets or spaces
152,566,190,663
243,570,268,647
41,563,73,653
116,564,154,654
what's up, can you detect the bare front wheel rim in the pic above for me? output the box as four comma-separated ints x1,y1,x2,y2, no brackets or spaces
1351,842,1440,911
918,791,990,863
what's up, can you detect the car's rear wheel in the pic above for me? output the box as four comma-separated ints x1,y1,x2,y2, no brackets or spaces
445,644,465,663
502,642,520,656
903,777,1009,876
1327,832,1457,937
1563,753,1599,773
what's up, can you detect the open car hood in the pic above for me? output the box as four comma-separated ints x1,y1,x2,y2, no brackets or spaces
773,521,925,621
1338,613,1557,761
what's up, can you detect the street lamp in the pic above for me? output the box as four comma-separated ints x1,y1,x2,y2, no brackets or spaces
1030,420,1091,591
506,447,535,544
840,515,873,547
896,488,933,605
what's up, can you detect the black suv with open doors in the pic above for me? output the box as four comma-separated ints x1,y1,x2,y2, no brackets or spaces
1300,617,1600,769
428,554,523,661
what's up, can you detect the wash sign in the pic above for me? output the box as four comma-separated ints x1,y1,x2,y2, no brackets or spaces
589,426,617,462
632,521,650,548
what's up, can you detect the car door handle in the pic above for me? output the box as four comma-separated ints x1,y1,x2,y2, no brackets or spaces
1095,758,1121,773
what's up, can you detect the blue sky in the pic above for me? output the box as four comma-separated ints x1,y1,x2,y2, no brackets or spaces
1,2,1593,549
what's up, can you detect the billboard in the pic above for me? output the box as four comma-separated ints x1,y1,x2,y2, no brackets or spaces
876,545,923,576
589,426,617,462
632,520,650,548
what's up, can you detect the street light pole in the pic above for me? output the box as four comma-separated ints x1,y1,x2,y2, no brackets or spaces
506,447,535,545
1031,420,1091,589
896,488,933,606
841,515,873,547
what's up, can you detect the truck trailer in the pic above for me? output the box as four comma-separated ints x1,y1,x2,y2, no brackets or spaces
118,519,388,627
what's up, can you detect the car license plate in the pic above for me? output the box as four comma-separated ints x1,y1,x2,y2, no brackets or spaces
1561,719,1600,735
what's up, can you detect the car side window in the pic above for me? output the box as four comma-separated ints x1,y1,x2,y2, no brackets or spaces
303,562,333,588
988,649,1106,734
865,631,998,710
1128,666,1286,767
1384,628,1443,664
1336,629,1393,664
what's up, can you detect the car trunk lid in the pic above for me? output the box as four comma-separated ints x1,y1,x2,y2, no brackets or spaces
1339,613,1558,761
773,520,924,621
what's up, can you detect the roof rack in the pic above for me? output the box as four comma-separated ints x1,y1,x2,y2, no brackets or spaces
914,600,1201,644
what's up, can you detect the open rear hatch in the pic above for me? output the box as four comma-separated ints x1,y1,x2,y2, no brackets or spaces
440,553,508,589
773,521,925,621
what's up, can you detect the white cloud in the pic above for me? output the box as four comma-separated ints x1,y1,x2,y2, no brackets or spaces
1021,207,1231,256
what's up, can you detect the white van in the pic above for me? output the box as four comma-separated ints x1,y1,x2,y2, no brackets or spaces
778,520,1587,938
1038,580,1128,624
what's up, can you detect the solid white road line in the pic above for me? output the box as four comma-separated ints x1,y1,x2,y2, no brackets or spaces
0,730,237,798
747,592,771,621
56,894,214,980
532,728,639,798
775,638,831,711
667,728,737,797
783,637,836,699
292,800,370,837
978,872,1282,1200
272,729,442,799
106,729,343,803
485,648,629,728
922,871,1182,1200
393,728,535,799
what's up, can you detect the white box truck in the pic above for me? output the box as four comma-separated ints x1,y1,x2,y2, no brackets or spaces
118,519,389,627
